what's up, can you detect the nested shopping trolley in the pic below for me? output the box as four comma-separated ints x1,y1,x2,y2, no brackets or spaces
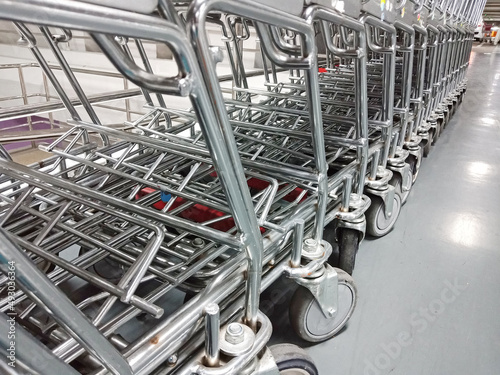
0,0,485,373
419,0,481,155
182,2,373,274
0,0,369,374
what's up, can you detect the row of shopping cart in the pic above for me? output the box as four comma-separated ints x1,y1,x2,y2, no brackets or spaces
0,0,484,373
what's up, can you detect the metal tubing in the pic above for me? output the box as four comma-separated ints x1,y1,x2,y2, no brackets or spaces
204,303,220,367
291,219,305,268
0,311,81,375
0,88,142,122
0,158,239,249
39,27,102,126
186,0,327,328
341,175,353,212
0,229,133,375
13,22,81,121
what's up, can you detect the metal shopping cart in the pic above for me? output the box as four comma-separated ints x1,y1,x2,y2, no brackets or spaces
0,0,364,373
357,0,405,237
160,0,365,340
177,1,372,275
420,0,480,155
0,0,484,374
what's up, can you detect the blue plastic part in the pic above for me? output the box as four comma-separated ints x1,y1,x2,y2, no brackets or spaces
161,192,172,202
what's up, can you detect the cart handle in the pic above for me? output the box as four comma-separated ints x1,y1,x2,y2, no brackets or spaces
92,33,191,96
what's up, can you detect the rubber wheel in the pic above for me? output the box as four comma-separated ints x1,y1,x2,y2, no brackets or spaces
437,118,443,138
389,171,410,205
422,133,432,157
448,104,454,119
430,125,438,146
269,344,319,375
407,154,419,183
337,228,360,275
323,222,339,268
432,119,442,144
365,193,401,237
183,292,195,304
443,112,449,130
289,269,357,343
79,248,124,282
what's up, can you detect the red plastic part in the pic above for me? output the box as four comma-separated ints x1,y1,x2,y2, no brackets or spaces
135,175,307,233
136,187,266,233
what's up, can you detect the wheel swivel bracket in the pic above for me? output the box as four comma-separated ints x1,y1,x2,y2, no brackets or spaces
295,264,339,319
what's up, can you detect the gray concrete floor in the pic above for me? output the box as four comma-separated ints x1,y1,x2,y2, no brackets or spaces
268,42,500,374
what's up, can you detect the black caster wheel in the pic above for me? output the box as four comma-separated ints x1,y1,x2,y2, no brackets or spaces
365,193,401,237
289,269,357,343
79,247,124,282
407,154,419,183
92,257,125,282
443,112,450,129
323,224,361,275
337,227,360,275
422,133,432,157
269,344,319,375
435,118,443,140
183,291,195,304
323,222,339,267
431,126,439,146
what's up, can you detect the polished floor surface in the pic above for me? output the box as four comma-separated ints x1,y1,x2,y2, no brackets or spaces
267,42,500,375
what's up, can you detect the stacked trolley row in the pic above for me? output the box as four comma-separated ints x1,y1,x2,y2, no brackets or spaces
0,0,484,374
336,0,483,269
0,0,363,374
418,0,482,152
